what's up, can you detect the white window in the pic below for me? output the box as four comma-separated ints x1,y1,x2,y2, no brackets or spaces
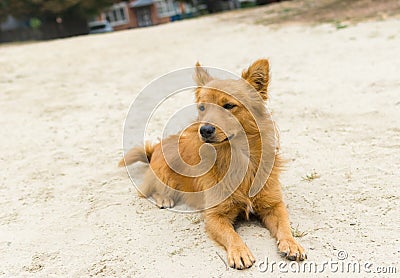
105,2,129,27
154,0,178,17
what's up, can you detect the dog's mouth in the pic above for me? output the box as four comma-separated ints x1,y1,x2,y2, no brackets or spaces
204,134,234,144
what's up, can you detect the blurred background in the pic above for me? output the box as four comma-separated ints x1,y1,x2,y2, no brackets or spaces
0,0,285,42
2,0,399,43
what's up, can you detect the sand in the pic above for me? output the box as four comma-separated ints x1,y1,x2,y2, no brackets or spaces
0,13,399,277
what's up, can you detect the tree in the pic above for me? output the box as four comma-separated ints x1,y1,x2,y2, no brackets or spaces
0,0,118,21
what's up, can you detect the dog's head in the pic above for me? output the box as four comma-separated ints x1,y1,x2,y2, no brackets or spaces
193,59,270,145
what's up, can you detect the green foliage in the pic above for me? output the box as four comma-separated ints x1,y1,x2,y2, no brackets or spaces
29,17,41,29
334,21,349,29
301,170,320,182
0,0,118,21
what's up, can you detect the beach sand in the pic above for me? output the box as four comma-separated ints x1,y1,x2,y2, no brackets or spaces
0,13,399,276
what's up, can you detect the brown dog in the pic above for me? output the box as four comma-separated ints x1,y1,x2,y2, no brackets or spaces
119,59,306,269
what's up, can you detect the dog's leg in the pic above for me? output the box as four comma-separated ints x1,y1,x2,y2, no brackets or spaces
152,192,175,209
205,208,255,269
257,201,307,261
139,170,176,209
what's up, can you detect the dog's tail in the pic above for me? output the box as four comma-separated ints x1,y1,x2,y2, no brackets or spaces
118,142,154,167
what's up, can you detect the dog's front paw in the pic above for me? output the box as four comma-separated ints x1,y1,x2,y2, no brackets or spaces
227,244,256,270
152,194,175,209
277,238,307,261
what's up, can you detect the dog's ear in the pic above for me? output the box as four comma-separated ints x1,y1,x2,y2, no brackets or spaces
194,62,212,86
241,59,270,100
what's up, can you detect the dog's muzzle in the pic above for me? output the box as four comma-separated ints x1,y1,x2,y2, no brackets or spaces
200,124,215,139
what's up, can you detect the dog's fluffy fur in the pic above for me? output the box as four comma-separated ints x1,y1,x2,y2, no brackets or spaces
119,59,306,269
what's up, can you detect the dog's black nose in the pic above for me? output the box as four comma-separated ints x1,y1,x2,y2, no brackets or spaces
200,124,215,138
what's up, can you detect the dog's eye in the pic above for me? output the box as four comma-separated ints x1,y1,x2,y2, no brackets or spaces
223,103,237,110
198,104,205,111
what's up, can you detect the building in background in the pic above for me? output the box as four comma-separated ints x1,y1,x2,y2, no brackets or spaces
92,0,243,31
93,0,197,31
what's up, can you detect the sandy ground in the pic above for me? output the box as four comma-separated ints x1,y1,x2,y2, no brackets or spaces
1,12,400,277
218,0,400,26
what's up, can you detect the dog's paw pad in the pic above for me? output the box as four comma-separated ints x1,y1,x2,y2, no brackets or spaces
153,194,175,209
278,238,307,261
227,245,255,270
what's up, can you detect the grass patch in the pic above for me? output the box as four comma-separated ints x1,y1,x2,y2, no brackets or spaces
185,215,201,224
334,21,349,29
302,170,320,182
169,247,184,256
291,225,308,237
